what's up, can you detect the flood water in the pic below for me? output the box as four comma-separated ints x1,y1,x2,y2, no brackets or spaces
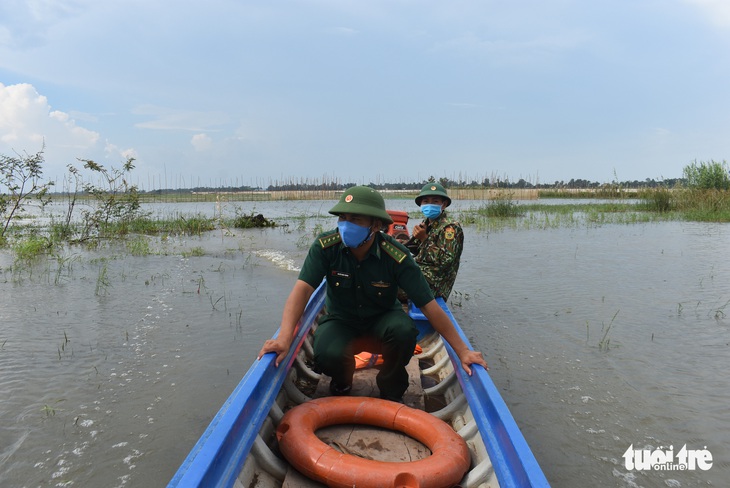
1,200,728,488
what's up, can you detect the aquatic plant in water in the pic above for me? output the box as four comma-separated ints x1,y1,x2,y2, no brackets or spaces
598,310,620,351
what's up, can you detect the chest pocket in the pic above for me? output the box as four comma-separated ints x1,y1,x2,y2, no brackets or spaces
366,280,396,305
327,270,353,289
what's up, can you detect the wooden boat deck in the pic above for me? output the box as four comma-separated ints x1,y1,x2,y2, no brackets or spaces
170,285,550,488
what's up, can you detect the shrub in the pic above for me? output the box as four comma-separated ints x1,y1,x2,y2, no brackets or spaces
71,158,148,239
1,148,53,239
682,160,730,190
638,186,675,212
484,194,524,218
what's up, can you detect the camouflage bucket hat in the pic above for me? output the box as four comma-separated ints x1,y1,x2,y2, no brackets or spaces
329,186,394,224
415,182,451,207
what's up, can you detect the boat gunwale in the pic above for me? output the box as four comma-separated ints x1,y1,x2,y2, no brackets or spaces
167,282,327,488
168,281,550,488
410,301,550,487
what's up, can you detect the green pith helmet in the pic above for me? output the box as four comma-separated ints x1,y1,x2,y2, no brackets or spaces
329,186,394,224
415,182,451,207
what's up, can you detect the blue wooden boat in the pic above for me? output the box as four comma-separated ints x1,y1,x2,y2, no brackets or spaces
168,280,550,487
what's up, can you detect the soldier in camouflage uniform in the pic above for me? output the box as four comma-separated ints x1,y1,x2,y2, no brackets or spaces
258,186,486,402
407,182,463,301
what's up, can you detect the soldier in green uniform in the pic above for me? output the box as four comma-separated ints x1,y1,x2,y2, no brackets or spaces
407,182,463,301
258,186,487,402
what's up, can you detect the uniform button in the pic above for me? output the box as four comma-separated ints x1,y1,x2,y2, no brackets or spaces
335,282,340,287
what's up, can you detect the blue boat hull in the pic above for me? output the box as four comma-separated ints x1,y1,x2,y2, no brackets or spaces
169,281,549,488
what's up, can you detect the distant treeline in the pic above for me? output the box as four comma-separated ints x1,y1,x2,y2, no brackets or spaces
136,177,684,195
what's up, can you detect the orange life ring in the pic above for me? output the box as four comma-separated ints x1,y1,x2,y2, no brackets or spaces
276,397,470,488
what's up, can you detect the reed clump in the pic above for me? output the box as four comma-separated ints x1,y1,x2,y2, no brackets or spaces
126,215,217,236
12,234,51,262
484,197,524,218
675,189,730,221
637,185,730,221
637,187,675,213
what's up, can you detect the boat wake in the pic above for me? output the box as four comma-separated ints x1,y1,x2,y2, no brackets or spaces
254,249,301,272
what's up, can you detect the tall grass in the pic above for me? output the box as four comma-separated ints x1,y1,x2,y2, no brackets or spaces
637,187,730,221
126,215,217,236
459,199,671,230
13,235,50,262
675,189,730,221
484,197,524,218
637,187,675,213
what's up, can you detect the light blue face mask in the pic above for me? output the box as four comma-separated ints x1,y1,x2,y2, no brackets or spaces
420,204,442,220
337,220,372,248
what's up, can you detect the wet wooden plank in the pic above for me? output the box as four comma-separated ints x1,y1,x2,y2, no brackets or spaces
281,426,430,487
283,356,428,486
282,467,326,488
313,355,425,409
317,424,430,462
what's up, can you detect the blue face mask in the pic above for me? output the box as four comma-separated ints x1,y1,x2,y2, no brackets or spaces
337,220,372,248
421,204,442,220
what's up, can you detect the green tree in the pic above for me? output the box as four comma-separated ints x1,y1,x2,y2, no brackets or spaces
0,148,54,239
72,157,146,239
682,160,730,190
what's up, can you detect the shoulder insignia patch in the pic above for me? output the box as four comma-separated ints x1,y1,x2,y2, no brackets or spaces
445,226,455,240
380,240,407,263
319,232,342,249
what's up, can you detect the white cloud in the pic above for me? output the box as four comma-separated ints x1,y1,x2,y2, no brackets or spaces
191,133,212,151
0,0,86,49
133,105,229,132
0,82,99,150
331,26,357,35
233,122,263,143
684,0,730,27
104,141,137,160
0,82,135,181
432,30,591,68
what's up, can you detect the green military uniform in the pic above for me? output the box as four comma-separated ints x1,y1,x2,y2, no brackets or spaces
410,183,463,301
412,211,463,300
298,229,434,400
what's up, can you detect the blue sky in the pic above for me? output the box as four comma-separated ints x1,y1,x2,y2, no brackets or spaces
1,1,729,189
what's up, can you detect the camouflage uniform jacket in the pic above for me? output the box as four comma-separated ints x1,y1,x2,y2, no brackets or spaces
413,211,463,300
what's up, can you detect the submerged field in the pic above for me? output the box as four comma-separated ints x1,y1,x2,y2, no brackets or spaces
0,200,727,488
4,187,729,266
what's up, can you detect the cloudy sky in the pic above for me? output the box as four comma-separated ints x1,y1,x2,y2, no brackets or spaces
1,1,729,189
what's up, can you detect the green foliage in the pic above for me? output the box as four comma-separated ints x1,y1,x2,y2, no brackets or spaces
126,237,151,256
638,186,675,213
13,235,50,262
107,214,214,236
71,157,148,239
483,194,524,218
1,148,54,239
675,189,730,221
95,261,110,296
231,211,276,228
682,159,730,190
183,246,205,257
174,215,217,235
